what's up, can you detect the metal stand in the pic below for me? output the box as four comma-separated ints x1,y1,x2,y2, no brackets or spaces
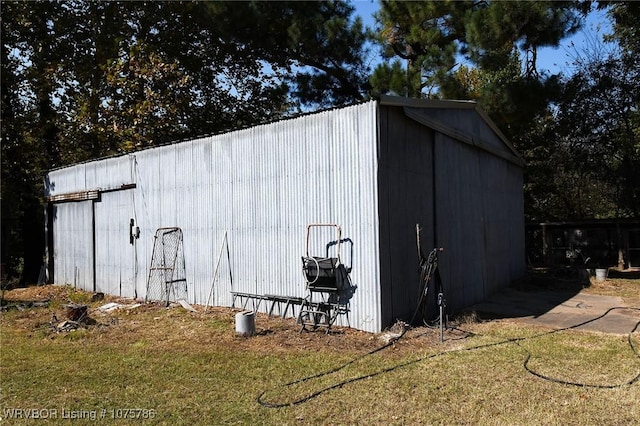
299,256,342,333
438,292,446,342
298,224,349,334
416,224,448,342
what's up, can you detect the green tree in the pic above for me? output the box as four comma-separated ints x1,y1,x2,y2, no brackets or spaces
371,0,582,101
1,1,63,284
547,2,640,218
604,1,640,52
1,0,371,284
372,0,470,97
510,1,639,220
218,1,371,110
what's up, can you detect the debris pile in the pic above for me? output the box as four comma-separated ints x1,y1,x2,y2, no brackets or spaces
97,302,142,313
51,318,83,333
0,300,50,312
379,320,408,344
50,303,91,333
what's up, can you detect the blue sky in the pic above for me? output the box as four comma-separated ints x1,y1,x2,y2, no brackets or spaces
351,0,613,78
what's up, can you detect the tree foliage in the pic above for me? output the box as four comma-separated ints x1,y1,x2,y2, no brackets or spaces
538,2,640,219
372,0,582,98
1,0,370,283
372,0,469,98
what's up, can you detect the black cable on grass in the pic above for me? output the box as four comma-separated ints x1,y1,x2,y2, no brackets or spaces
257,307,640,408
258,267,437,408
520,310,640,389
257,351,442,408
258,242,445,407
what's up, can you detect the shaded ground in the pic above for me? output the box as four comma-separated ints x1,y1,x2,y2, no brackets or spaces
470,268,640,335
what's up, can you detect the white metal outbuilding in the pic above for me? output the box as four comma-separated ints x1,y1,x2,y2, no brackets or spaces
45,96,525,333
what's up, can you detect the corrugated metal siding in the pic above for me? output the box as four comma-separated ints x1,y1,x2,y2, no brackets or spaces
500,159,526,291
125,100,381,331
46,156,134,196
85,156,134,191
225,103,380,330
94,190,136,297
417,108,506,155
434,133,525,312
46,165,86,196
378,103,525,325
404,107,523,168
52,201,93,291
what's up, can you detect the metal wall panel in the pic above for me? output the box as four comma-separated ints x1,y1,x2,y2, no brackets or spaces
123,101,381,331
84,156,135,191
479,151,512,296
509,166,526,281
130,149,160,299
419,108,505,154
46,164,86,196
475,150,525,296
434,133,525,312
378,103,525,324
52,201,94,291
46,156,134,197
434,133,487,310
219,103,381,331
94,190,136,297
377,106,436,327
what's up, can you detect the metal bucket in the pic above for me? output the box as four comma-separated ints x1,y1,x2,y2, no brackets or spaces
235,311,255,336
595,268,608,281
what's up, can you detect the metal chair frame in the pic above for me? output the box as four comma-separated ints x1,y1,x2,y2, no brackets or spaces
299,224,348,333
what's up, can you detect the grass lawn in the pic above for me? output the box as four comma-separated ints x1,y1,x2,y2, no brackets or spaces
1,278,639,425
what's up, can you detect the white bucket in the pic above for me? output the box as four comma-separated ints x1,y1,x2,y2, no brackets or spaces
595,268,608,281
235,311,256,336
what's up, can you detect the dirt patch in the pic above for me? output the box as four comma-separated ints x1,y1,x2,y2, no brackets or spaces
2,284,79,303
0,285,473,356
9,274,634,355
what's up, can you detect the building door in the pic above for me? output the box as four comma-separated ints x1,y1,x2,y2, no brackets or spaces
51,201,94,290
94,190,137,298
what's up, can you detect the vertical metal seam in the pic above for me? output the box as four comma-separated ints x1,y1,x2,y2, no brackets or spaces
91,199,97,292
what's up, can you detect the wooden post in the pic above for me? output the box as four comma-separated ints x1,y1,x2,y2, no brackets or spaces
542,224,552,266
616,222,625,269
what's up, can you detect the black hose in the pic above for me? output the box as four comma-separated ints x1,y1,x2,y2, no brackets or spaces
518,307,640,388
257,306,640,408
256,330,408,408
257,255,437,408
415,248,445,326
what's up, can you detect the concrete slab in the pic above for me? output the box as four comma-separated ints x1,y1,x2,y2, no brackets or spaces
470,288,640,335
